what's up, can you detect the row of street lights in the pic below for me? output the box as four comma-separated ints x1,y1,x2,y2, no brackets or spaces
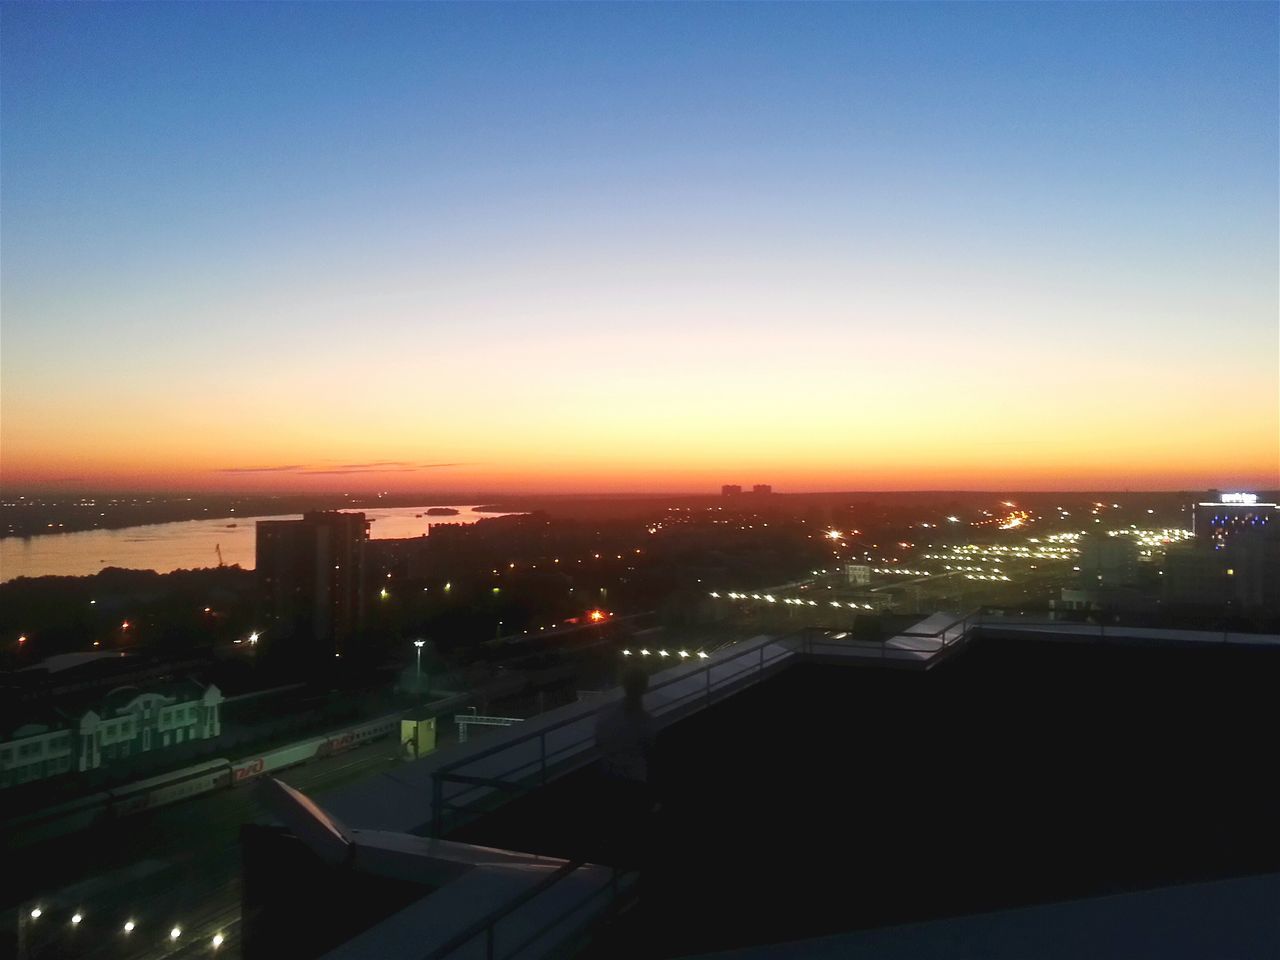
20,904,225,954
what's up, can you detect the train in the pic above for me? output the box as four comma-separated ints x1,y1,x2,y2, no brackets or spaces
4,714,400,849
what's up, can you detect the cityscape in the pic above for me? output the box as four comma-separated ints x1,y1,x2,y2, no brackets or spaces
2,3,1278,960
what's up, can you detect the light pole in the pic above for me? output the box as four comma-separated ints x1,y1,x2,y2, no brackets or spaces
414,640,426,707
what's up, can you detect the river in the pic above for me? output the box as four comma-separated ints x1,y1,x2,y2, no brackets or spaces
0,505,515,582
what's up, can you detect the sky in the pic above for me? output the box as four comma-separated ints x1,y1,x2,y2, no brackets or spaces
2,2,1277,494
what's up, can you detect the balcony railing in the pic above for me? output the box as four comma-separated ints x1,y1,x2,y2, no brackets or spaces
430,634,794,838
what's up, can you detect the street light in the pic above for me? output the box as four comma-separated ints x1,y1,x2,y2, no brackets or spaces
413,640,427,706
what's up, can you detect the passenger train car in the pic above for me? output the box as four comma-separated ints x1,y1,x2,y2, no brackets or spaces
3,714,399,849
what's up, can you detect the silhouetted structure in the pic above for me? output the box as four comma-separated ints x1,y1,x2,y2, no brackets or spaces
256,512,369,657
1192,491,1277,549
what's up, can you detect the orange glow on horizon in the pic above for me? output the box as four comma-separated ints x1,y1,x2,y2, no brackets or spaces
3,329,1276,495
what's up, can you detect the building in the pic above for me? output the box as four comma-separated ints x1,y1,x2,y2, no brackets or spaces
1166,491,1280,612
256,512,370,656
721,485,742,496
1164,526,1280,613
1192,491,1277,550
1077,533,1140,586
0,679,223,788
752,483,772,495
242,620,1280,959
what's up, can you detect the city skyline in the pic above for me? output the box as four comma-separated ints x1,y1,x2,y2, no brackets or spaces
2,3,1277,494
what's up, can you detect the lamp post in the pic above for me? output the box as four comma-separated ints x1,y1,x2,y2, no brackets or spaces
414,640,426,707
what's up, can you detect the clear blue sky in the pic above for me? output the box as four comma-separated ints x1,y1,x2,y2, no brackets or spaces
2,2,1277,492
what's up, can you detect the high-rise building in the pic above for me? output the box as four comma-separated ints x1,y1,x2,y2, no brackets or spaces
1192,491,1277,549
752,484,772,495
721,485,742,496
256,512,370,656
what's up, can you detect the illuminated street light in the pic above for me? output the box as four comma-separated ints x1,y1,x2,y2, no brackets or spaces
171,926,182,940
29,907,42,919
123,920,135,933
213,932,225,949
71,913,83,925
248,631,259,645
697,651,709,659
414,639,428,705
622,649,632,656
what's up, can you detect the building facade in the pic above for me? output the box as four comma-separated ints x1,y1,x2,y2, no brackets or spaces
0,682,223,789
1192,491,1277,550
256,511,370,656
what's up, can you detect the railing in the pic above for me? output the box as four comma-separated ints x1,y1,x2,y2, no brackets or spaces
797,610,980,661
421,858,629,960
430,635,795,837
456,712,524,744
421,620,995,958
973,614,1280,647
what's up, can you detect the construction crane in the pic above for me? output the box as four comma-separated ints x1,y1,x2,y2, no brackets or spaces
216,543,225,568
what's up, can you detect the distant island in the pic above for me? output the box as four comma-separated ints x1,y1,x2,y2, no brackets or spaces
425,507,459,516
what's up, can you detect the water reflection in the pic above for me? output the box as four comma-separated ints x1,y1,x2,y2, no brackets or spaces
0,506,513,581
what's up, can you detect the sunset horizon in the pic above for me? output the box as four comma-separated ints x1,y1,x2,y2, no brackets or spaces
2,5,1278,956
3,3,1276,497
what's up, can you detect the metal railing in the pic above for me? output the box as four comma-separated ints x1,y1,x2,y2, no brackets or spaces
430,635,795,837
420,858,629,960
420,619,992,958
973,613,1280,647
797,610,980,661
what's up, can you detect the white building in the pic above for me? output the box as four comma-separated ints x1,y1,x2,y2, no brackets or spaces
0,681,223,789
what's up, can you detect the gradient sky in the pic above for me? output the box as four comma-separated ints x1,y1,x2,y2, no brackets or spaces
2,2,1277,494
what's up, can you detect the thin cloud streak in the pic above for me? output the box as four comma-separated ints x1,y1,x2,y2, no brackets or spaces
217,462,470,476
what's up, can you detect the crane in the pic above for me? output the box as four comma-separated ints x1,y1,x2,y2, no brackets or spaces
216,543,225,568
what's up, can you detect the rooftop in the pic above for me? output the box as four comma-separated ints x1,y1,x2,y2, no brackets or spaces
245,616,1280,959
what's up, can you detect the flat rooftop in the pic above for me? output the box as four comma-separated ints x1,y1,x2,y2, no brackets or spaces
443,635,1280,958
